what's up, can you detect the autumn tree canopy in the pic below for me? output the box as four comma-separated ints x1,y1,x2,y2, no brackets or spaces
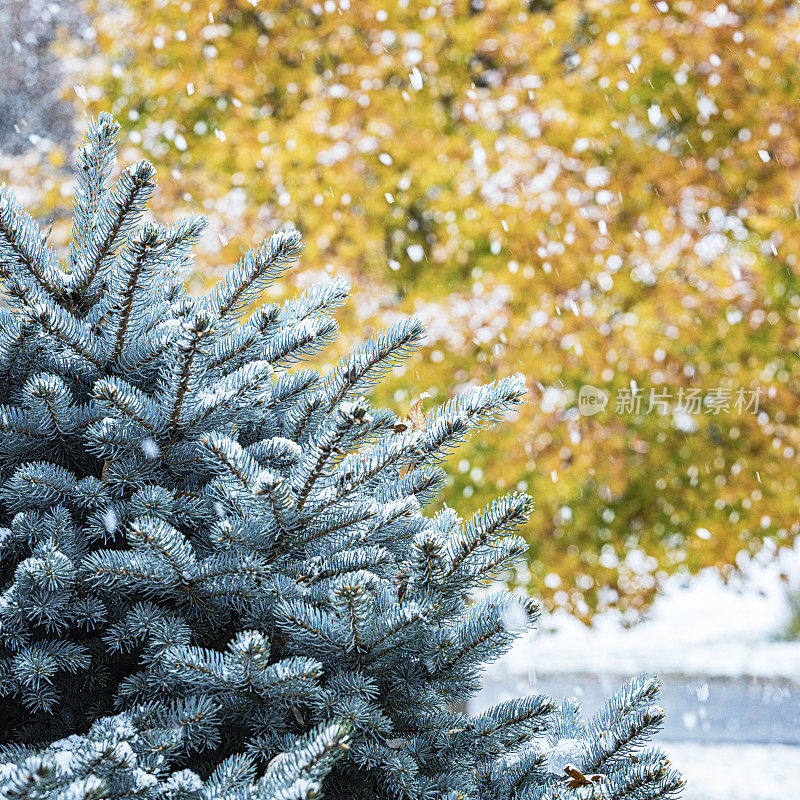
17,0,800,619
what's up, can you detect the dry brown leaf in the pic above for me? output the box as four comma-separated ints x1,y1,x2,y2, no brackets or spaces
564,764,603,789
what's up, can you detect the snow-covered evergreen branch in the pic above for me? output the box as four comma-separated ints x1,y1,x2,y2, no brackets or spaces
0,115,682,800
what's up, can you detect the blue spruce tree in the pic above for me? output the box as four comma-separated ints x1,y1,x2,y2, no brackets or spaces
0,114,683,800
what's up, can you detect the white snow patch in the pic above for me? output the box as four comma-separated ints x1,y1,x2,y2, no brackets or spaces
488,544,800,682
664,743,800,800
52,749,75,772
546,738,585,775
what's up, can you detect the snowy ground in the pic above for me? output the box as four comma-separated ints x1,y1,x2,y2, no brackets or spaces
662,743,798,800
489,545,800,684
473,544,800,799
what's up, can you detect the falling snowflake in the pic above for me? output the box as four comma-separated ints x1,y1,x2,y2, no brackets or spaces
102,507,118,535
407,244,424,263
141,438,161,459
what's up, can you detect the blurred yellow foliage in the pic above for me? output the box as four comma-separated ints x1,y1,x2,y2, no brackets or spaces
21,0,800,619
